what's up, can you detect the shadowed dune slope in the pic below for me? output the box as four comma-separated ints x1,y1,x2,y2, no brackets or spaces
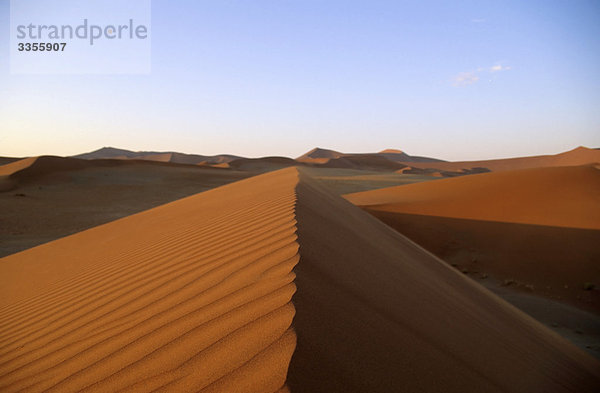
0,157,21,166
362,211,600,312
228,157,300,173
345,165,600,229
317,154,406,171
0,168,300,393
0,157,98,190
289,168,600,392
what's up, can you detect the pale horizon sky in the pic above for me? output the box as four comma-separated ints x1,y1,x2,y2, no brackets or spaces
1,0,599,161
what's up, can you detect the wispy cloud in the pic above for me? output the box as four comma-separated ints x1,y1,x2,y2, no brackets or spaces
490,64,511,72
452,63,512,87
453,72,480,86
471,18,486,23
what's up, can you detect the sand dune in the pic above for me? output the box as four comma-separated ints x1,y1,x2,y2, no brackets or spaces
404,146,600,173
316,154,406,171
345,165,600,312
75,147,241,165
297,147,440,167
295,147,345,164
1,167,599,392
289,168,599,392
379,148,445,163
0,156,105,182
72,146,600,176
0,156,100,190
0,157,20,166
0,156,221,185
0,168,299,392
346,165,600,229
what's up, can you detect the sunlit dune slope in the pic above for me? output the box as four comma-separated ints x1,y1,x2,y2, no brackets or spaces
405,146,600,173
0,168,300,393
345,165,600,229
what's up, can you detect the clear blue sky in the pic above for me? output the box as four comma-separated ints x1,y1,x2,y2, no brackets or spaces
1,0,599,160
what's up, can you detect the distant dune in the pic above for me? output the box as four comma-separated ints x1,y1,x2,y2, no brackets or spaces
1,156,107,181
0,156,103,190
295,147,345,164
68,145,600,176
0,156,251,256
0,156,215,191
318,154,407,171
403,146,600,173
0,157,21,166
1,168,599,392
227,156,299,172
75,147,241,166
346,165,600,229
378,148,446,163
296,147,442,167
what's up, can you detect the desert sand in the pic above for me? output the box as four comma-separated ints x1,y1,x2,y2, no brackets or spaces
1,167,599,392
0,168,299,392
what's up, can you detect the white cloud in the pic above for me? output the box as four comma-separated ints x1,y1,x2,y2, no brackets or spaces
471,18,486,23
490,64,511,72
453,71,480,86
452,63,512,87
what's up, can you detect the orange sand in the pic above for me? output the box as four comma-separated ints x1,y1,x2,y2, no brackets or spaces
0,169,299,392
1,167,599,392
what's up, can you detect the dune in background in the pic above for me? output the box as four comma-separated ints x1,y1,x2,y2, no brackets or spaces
74,147,241,166
346,165,600,229
0,155,224,189
64,145,600,177
1,168,599,392
0,156,251,257
296,147,442,165
402,146,600,173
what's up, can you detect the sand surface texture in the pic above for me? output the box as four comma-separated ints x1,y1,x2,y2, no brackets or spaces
0,168,299,392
